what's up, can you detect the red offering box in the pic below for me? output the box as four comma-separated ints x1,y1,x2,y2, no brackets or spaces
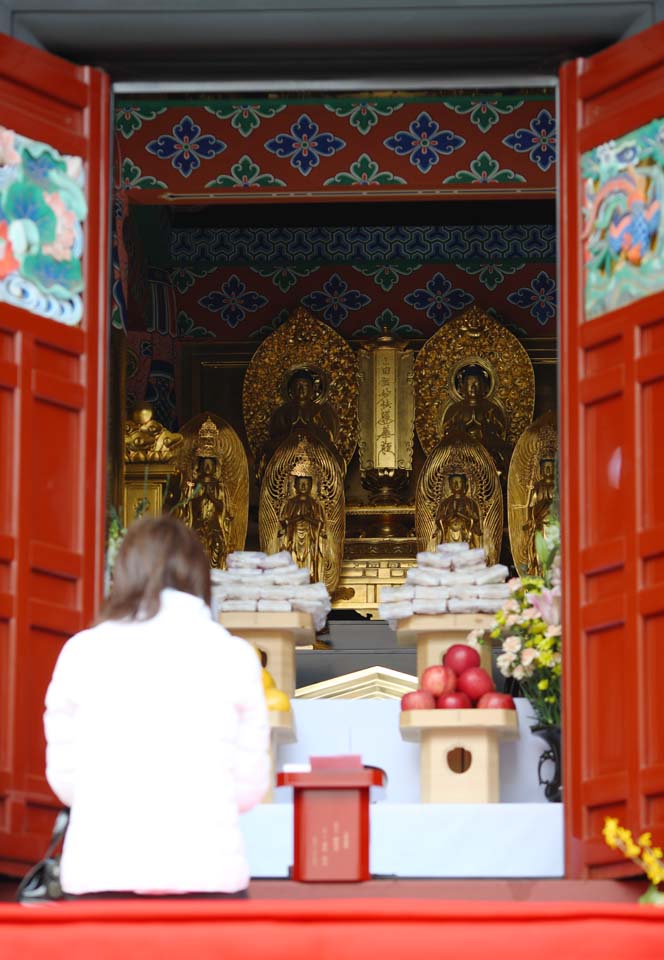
277,766,385,882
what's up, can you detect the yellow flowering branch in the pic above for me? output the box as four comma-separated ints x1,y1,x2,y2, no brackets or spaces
603,817,664,889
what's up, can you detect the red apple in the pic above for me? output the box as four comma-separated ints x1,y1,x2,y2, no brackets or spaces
443,643,481,676
420,664,457,697
477,692,516,710
401,689,436,711
436,691,472,709
457,666,495,702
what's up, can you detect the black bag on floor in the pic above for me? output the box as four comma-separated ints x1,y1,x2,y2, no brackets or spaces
16,809,69,905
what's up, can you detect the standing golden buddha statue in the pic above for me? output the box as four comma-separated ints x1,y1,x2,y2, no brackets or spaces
435,471,483,549
165,412,249,568
415,439,503,563
243,308,359,594
508,411,558,576
277,449,328,583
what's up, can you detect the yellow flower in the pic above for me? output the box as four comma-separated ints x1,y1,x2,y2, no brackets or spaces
603,817,620,848
539,651,553,667
537,679,549,691
638,832,653,848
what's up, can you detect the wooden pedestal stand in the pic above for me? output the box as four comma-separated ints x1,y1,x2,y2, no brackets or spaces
396,613,494,676
265,710,296,803
218,611,315,696
400,709,518,803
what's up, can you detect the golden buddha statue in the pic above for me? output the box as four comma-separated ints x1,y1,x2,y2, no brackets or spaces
435,472,483,549
124,404,182,462
414,307,535,480
415,439,503,564
260,368,340,477
243,308,359,595
523,458,556,573
442,364,509,474
278,457,328,583
165,412,249,568
171,418,232,568
507,412,558,576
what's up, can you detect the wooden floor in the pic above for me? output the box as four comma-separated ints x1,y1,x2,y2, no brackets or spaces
1,876,647,903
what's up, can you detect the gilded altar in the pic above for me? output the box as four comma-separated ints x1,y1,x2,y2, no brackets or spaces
121,307,556,614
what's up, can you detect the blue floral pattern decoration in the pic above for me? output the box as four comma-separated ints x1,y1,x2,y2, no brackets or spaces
404,272,474,325
507,270,557,326
353,308,423,338
503,109,557,172
146,115,226,178
198,274,268,328
302,272,371,326
384,111,465,173
265,114,346,176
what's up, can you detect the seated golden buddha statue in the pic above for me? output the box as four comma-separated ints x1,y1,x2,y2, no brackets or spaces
278,459,328,584
442,365,509,474
171,417,233,568
260,369,340,477
435,472,483,549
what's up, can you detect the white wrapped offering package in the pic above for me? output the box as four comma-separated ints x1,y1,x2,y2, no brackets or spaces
226,551,267,568
479,583,511,598
413,598,448,615
406,568,441,587
447,598,482,614
414,585,451,600
259,550,293,569
220,599,258,612
257,599,292,612
223,584,262,601
474,564,510,584
380,584,415,602
378,600,414,621
271,567,311,585
436,542,469,554
452,548,487,568
259,585,296,601
416,551,452,569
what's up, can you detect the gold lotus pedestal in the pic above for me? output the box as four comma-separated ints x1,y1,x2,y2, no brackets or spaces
218,611,315,697
265,710,296,803
399,709,518,803
396,613,494,676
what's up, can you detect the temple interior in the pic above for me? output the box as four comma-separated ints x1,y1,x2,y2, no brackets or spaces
114,90,559,632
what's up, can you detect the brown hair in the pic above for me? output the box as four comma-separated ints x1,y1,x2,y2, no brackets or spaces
100,515,211,622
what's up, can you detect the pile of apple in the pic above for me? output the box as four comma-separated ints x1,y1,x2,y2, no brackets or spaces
401,643,516,711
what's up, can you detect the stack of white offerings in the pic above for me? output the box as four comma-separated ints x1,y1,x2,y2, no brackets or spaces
378,542,509,627
211,551,331,631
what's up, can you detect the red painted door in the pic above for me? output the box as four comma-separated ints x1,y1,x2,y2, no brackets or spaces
0,36,109,874
560,22,664,877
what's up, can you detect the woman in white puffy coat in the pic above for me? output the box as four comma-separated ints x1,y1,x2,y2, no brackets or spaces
43,515,269,898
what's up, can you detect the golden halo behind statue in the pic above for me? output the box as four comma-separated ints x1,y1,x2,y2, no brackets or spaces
414,306,535,456
243,306,359,467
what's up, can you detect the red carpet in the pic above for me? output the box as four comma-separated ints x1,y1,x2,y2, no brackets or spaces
1,899,663,959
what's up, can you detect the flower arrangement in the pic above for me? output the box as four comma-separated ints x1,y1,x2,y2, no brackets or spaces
474,518,562,727
603,817,664,905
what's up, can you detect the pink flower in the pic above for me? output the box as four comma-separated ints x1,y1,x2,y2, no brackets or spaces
521,648,538,667
505,613,519,627
503,635,521,654
508,577,521,593
527,586,561,627
503,598,519,613
546,624,562,637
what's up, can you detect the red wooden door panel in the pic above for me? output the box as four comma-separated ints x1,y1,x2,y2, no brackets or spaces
560,21,664,878
0,36,109,873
